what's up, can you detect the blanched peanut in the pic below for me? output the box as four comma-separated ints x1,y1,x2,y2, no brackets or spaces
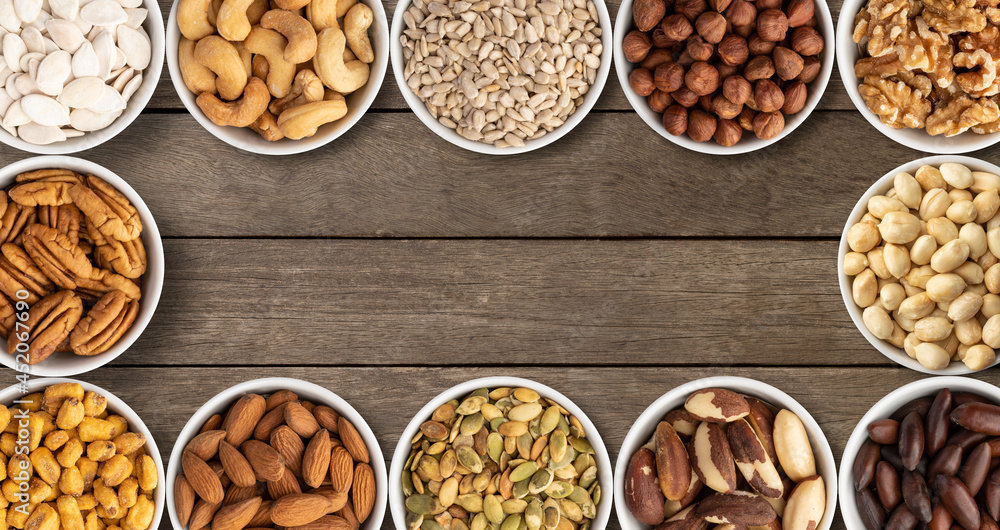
971,282,991,297
930,239,970,273
864,306,894,339
868,248,891,279
941,332,960,357
954,262,985,285
987,264,1000,293
881,283,906,311
950,189,973,203
927,217,959,245
906,265,935,289
914,316,953,342
904,332,920,358
895,311,918,332
916,165,947,191
981,252,999,270
916,342,951,369
895,172,923,209
941,163,974,189
884,244,910,278
955,317,982,345
921,189,953,220
880,212,921,244
983,314,1000,348
898,292,936,319
946,201,977,224
960,223,988,259
949,292,984,321
973,171,1000,193
853,269,878,307
975,190,1000,223
963,344,996,370
844,252,869,275
889,323,906,347
926,273,966,302
910,235,937,265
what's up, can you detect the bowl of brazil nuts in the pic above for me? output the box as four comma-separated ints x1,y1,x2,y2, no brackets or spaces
389,0,612,154
615,376,837,530
839,155,1000,374
390,376,613,530
839,376,1000,530
166,377,387,530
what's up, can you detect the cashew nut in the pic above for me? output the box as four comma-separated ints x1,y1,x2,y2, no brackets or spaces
178,0,215,40
208,0,223,26
336,0,357,18
260,9,318,63
276,99,347,139
306,0,338,31
216,0,256,41
314,27,369,94
252,55,269,80
247,0,268,24
196,76,270,127
251,110,284,141
273,0,310,13
343,3,372,63
193,35,248,100
269,69,323,114
324,88,344,102
234,40,253,80
178,37,217,94
243,26,297,98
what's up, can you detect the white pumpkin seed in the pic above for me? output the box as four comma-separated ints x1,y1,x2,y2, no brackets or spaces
34,50,71,95
4,76,18,98
42,36,57,53
13,0,40,23
116,24,148,69
57,75,102,107
3,32,25,72
72,16,92,36
0,91,13,116
45,18,85,53
71,40,98,77
119,71,138,100
1,99,28,127
20,25,42,53
86,83,123,112
111,45,124,69
122,6,143,27
0,63,11,86
0,0,20,32
115,0,139,9
91,28,112,79
62,126,83,137
20,93,69,125
110,65,130,91
24,8,47,30
18,50,41,72
13,71,38,94
18,121,65,143
79,0,125,25
69,106,118,130
48,0,77,21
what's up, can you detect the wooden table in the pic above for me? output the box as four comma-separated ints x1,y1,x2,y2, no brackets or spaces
1,0,994,528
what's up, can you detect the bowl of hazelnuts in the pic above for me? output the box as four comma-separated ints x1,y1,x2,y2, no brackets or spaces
613,0,835,153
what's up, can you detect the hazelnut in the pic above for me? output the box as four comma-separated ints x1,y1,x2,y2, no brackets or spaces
661,14,694,41
743,55,775,81
675,0,709,20
773,46,804,80
687,109,717,142
755,0,782,9
752,110,785,139
712,94,743,119
623,31,653,63
722,74,751,104
686,36,715,62
738,107,756,130
791,26,824,56
785,0,815,27
698,94,714,112
724,0,756,27
685,61,720,95
677,50,696,66
695,11,727,43
714,118,743,146
733,23,756,38
654,61,686,92
717,33,749,66
708,0,732,12
753,79,784,112
641,48,675,69
781,80,807,114
629,68,656,96
716,63,739,78
633,0,667,32
798,55,821,82
651,27,679,48
650,90,674,112
662,105,689,135
748,33,776,55
671,86,700,107
757,9,788,41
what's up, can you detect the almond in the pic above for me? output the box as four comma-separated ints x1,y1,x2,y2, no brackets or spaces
783,476,825,530
213,496,262,530
175,475,196,527
696,491,777,526
656,421,692,502
219,441,257,488
270,493,332,527
185,430,226,461
329,446,354,492
303,430,332,489
337,502,360,530
224,484,260,506
352,462,375,523
265,390,299,412
313,406,341,433
183,450,225,504
224,394,267,446
268,465,303,499
285,402,321,439
338,417,369,464
254,403,290,442
247,500,273,527
685,388,751,423
727,418,783,499
200,414,223,434
309,487,348,513
241,440,285,482
189,499,222,530
664,409,700,437
287,514,354,530
624,447,666,525
692,421,737,494
271,425,305,476
745,397,778,464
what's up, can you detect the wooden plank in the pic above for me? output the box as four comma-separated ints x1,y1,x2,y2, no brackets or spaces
37,366,998,530
0,112,937,238
116,238,888,366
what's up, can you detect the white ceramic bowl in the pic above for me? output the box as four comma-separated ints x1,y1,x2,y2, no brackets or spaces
166,377,388,530
614,376,838,530
613,1,836,155
166,1,388,155
837,155,1000,374
838,376,1000,530
389,0,613,155
0,6,165,155
835,1,1000,154
0,155,164,376
0,377,166,528
390,376,614,530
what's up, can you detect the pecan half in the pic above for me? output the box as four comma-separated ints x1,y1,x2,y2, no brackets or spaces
37,203,82,246
69,176,142,242
0,202,37,244
9,182,75,207
76,270,142,301
22,224,95,290
7,290,83,364
0,295,15,339
0,243,55,304
15,169,84,185
70,290,138,356
88,223,147,279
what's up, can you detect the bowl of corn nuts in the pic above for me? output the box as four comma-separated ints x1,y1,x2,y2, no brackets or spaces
839,155,1000,374
165,0,388,154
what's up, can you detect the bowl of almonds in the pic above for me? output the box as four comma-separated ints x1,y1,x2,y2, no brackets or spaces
614,376,837,530
839,156,1000,373
0,155,163,377
166,377,386,530
390,376,613,530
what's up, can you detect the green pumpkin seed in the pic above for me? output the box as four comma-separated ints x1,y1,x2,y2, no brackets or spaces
590,484,601,506
510,462,538,483
559,500,583,523
419,455,444,482
549,447,575,471
462,413,486,436
494,398,513,411
484,495,504,524
539,407,560,435
473,470,493,493
412,450,425,472
422,520,444,530
472,513,489,530
440,449,458,478
568,417,585,438
553,464,578,481
556,416,570,436
502,499,527,514
458,493,485,512
524,500,543,530
481,403,503,422
508,403,543,422
517,516,528,530
549,430,567,463
457,446,485,474
528,469,554,494
422,421,451,440
544,481,573,499
513,388,540,403
578,466,596,489
516,433,533,459
569,437,593,454
426,442,447,455
489,388,511,400
406,494,440,515
501,514,522,530
413,473,426,494
573,454,589,476
457,396,488,415
579,520,591,530
512,478,530,499
470,388,490,398
542,499,560,530
406,512,424,530
450,417,464,443
568,486,590,505
454,520,471,530
440,477,460,507
459,473,475,494
487,432,504,463
403,469,415,496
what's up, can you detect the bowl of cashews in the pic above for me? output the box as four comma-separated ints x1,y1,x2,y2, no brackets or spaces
165,0,388,154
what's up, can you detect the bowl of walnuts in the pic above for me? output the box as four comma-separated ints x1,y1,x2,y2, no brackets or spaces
836,0,1000,154
613,0,835,153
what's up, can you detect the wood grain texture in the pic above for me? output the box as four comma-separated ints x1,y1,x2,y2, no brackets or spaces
0,112,950,238
110,238,891,366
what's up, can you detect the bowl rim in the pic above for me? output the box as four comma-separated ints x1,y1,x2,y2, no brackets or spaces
611,0,836,155
0,155,164,377
388,375,614,530
837,375,1000,530
0,377,166,530
834,0,1000,154
164,377,388,530
0,2,165,155
388,0,613,155
836,154,1000,374
165,0,389,156
612,375,838,530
